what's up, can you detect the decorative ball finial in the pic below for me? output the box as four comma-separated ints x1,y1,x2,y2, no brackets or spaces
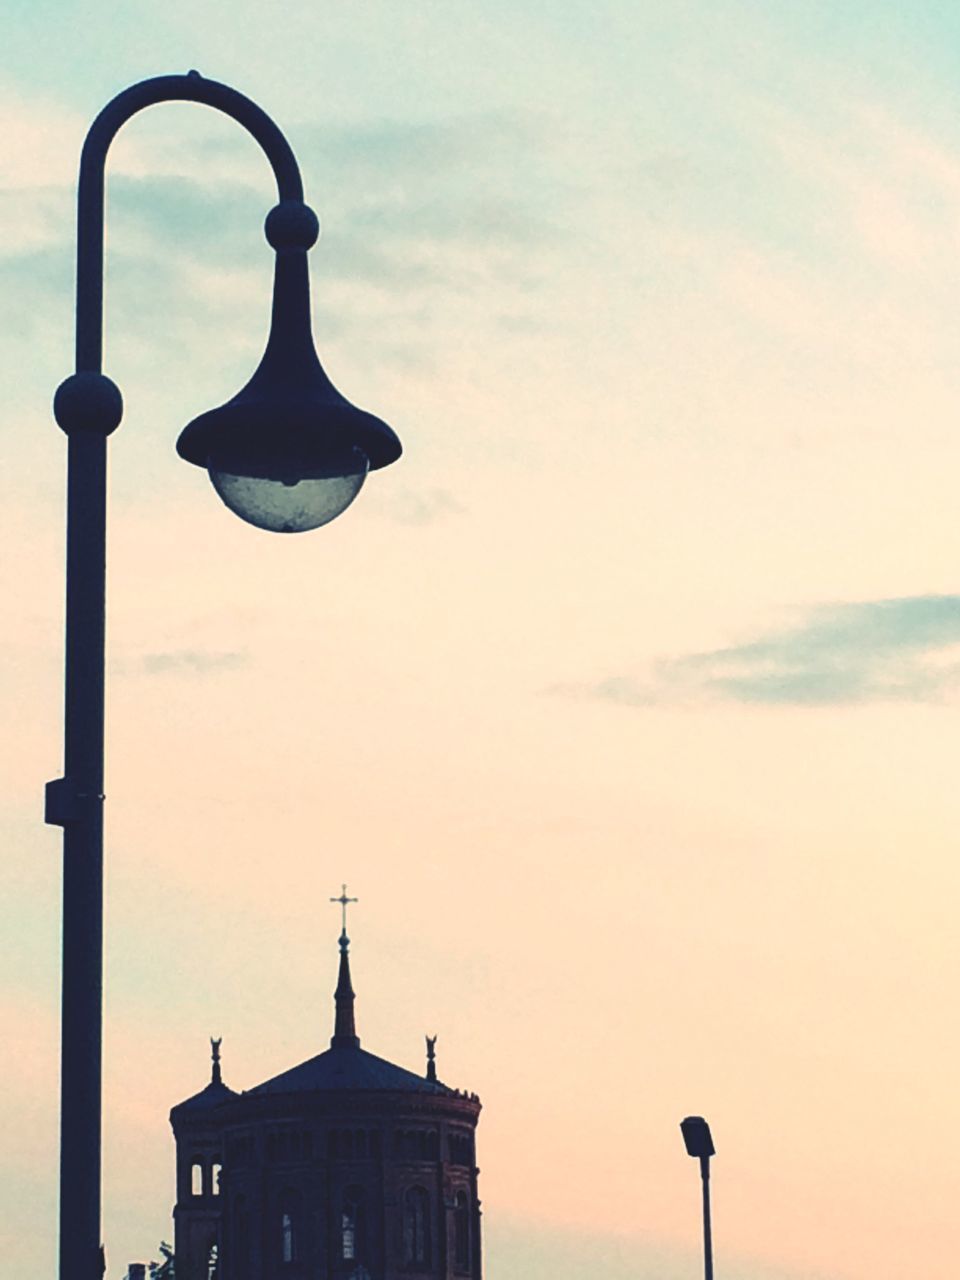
53,372,123,437
265,200,320,251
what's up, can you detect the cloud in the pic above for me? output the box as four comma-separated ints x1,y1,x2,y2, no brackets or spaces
156,114,560,291
138,648,248,676
0,108,563,386
3,109,559,266
563,596,960,709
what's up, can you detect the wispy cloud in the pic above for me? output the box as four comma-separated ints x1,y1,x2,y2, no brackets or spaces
560,596,960,709
1,109,564,381
138,648,248,676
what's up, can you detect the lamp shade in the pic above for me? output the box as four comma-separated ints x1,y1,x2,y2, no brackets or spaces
177,232,401,532
680,1116,715,1158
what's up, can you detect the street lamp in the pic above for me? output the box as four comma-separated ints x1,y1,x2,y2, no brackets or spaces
680,1115,716,1280
44,72,402,1280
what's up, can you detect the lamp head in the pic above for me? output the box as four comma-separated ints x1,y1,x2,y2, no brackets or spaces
177,375,399,534
680,1116,715,1159
176,200,401,533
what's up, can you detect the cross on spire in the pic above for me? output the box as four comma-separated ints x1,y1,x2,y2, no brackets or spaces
330,883,358,948
329,884,360,1048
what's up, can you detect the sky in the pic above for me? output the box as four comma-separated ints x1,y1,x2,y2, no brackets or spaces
3,1,960,1276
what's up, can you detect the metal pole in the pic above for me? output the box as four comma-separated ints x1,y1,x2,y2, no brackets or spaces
700,1154,714,1280
55,429,107,1280
46,72,307,1280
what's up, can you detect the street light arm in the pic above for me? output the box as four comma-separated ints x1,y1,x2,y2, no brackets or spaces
74,71,306,372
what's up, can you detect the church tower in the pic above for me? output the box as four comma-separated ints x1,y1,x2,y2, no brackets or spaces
169,893,483,1280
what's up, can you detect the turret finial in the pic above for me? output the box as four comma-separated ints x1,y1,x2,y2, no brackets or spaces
425,1034,437,1082
210,1037,222,1085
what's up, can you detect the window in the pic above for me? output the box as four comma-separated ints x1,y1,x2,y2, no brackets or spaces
454,1191,470,1268
206,1242,219,1280
280,1191,301,1264
191,1161,204,1197
211,1163,222,1196
403,1186,431,1267
281,1213,295,1263
342,1186,365,1261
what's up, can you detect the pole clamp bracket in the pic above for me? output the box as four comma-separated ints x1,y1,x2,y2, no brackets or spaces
45,777,105,827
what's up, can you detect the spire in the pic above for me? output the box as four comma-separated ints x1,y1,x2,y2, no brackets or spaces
210,1037,222,1084
330,884,360,1049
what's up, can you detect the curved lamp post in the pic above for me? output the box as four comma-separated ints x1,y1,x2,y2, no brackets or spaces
680,1115,716,1280
44,73,402,1280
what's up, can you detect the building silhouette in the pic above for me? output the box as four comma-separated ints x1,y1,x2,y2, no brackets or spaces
169,904,482,1280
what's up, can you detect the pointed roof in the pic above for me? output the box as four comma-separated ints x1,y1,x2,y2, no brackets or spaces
247,1043,457,1096
245,918,462,1098
171,1038,238,1118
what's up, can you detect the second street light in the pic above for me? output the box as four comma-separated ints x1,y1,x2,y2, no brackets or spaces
680,1115,716,1280
46,72,402,1280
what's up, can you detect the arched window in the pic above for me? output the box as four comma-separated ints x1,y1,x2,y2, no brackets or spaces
403,1186,431,1267
341,1186,365,1261
454,1190,470,1268
191,1161,204,1197
211,1162,222,1196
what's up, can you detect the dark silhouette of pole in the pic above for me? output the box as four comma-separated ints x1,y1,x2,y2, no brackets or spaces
45,73,401,1280
680,1116,715,1280
699,1152,713,1280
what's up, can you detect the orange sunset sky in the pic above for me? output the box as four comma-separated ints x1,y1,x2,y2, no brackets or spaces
3,3,960,1277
